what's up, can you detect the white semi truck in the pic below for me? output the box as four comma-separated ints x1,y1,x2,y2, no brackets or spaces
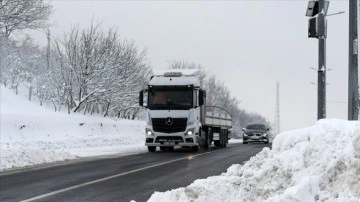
139,69,232,152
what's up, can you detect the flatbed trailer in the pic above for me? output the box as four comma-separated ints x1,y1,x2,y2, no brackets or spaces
203,112,232,147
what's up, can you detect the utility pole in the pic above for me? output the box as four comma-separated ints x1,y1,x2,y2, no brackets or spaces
46,29,50,70
306,0,328,120
317,0,327,120
348,0,359,120
275,82,280,135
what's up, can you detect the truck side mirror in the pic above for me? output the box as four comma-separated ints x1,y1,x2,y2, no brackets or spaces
139,90,144,106
199,90,206,106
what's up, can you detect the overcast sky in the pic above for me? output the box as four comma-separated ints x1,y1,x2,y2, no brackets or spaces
27,0,353,132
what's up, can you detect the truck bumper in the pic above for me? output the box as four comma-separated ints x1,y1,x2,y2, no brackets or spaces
146,143,199,147
145,134,199,147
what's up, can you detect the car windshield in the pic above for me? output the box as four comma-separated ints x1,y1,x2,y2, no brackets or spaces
246,124,266,130
148,87,193,110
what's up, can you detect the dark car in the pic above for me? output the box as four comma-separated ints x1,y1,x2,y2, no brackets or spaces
242,124,269,144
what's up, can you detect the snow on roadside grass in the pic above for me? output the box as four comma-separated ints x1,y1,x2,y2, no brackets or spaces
148,119,360,202
0,86,146,171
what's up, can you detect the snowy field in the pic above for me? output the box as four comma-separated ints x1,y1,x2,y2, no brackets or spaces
0,86,147,171
148,119,360,201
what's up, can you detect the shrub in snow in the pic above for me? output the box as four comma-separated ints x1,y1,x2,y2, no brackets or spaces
148,119,360,202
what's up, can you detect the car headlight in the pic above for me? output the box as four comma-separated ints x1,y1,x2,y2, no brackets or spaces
243,133,248,136
262,133,267,137
185,128,195,136
146,128,154,136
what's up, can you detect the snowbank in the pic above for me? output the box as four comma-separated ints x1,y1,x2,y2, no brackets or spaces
148,119,360,202
0,86,146,171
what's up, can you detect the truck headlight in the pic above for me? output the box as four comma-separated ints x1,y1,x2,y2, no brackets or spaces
185,128,195,136
146,128,154,136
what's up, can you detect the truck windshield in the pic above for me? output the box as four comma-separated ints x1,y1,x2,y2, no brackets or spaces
148,88,193,110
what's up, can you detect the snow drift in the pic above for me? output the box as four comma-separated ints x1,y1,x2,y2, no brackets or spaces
0,86,146,171
148,119,360,201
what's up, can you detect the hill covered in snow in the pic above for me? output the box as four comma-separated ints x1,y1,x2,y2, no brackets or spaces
148,119,360,201
0,86,146,171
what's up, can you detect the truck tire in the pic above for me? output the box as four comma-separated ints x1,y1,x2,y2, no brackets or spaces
148,146,156,152
222,140,227,148
204,129,211,149
220,140,224,147
222,131,228,148
199,128,206,147
216,129,226,148
191,146,199,152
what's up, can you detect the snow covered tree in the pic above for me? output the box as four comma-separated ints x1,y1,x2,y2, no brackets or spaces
168,60,207,86
0,0,52,38
51,23,150,117
0,35,17,87
0,35,44,95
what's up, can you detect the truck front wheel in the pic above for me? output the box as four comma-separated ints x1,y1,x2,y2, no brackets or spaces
204,133,211,149
191,146,199,152
148,146,156,152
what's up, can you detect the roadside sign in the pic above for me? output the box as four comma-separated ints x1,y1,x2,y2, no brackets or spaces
306,1,329,17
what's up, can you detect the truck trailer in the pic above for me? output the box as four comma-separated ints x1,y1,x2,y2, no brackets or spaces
139,69,232,152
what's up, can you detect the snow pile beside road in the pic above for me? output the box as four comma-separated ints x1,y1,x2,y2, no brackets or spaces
0,86,146,171
148,119,360,202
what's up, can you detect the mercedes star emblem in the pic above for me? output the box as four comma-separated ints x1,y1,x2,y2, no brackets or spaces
165,117,173,126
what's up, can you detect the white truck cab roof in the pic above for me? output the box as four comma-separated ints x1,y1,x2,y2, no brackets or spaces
149,69,201,87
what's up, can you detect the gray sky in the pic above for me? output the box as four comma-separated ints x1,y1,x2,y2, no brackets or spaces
28,0,351,132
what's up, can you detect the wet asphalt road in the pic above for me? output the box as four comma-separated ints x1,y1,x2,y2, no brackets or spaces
0,143,270,202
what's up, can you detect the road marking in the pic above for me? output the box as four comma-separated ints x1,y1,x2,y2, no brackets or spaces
20,152,212,202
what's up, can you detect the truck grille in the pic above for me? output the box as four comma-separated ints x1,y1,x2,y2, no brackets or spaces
152,118,187,133
155,136,185,143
